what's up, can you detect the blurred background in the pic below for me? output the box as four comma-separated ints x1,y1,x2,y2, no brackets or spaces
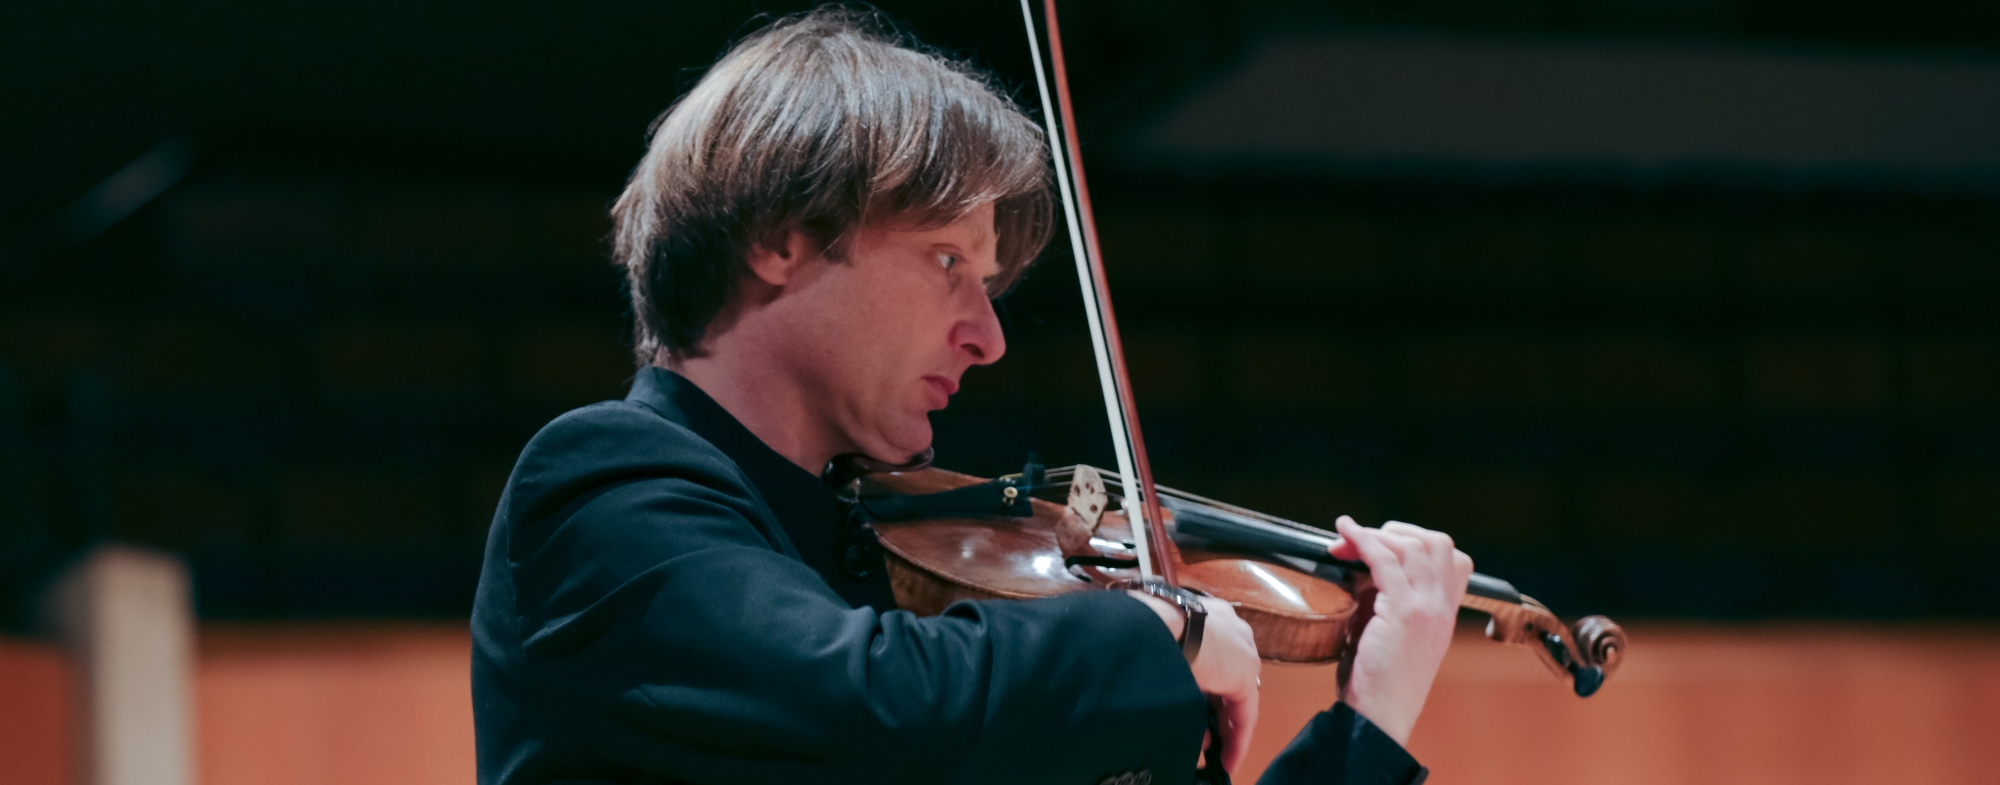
2,1,1997,783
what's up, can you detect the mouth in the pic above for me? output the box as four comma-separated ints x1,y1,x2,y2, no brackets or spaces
921,375,958,409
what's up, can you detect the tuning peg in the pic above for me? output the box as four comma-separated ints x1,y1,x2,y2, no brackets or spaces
1571,664,1604,697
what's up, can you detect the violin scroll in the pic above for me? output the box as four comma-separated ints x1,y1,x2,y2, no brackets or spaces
1468,593,1627,697
1573,614,1628,681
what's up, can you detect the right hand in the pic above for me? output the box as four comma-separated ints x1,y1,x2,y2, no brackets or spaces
1130,590,1261,771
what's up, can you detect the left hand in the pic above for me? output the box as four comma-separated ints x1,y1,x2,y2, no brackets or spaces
1329,515,1473,746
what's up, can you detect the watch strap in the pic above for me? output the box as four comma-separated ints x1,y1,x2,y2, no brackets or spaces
1117,579,1208,664
1179,598,1206,663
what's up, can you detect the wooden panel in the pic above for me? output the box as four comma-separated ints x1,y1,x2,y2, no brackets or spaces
1243,623,2000,785
0,638,73,785
197,624,473,785
183,622,2000,784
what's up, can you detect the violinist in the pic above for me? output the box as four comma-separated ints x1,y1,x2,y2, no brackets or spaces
470,8,1473,785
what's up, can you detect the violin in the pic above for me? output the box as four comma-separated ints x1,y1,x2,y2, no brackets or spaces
840,0,1626,702
851,460,1626,696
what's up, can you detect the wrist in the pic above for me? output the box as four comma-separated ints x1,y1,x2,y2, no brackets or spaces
1128,590,1185,639
1120,582,1207,663
1338,693,1417,747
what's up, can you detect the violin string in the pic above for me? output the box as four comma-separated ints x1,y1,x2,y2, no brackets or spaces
1040,465,1336,539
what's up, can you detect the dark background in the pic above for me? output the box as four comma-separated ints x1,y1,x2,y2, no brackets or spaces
3,0,1997,629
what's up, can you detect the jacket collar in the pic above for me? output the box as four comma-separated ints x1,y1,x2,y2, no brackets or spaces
624,365,836,514
622,366,898,611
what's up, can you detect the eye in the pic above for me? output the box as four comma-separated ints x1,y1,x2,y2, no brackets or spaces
936,252,959,271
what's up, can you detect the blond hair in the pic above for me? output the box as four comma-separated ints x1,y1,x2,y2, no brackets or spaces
611,7,1053,360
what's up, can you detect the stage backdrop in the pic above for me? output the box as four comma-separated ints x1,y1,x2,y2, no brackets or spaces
7,622,1995,785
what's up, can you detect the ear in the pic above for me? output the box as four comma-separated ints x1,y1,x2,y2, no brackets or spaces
744,231,816,287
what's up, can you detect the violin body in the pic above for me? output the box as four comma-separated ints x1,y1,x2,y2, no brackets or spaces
865,468,1359,663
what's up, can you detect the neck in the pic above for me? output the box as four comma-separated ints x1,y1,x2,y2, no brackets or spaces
663,340,846,477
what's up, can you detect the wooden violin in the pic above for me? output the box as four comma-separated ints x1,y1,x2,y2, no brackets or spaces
839,0,1627,702
850,461,1626,696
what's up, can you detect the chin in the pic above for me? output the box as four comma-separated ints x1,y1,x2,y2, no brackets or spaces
875,416,934,464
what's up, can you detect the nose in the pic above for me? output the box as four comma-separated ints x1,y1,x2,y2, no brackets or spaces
952,288,1007,366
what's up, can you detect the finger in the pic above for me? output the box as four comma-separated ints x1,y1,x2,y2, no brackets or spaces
1382,520,1454,560
1222,680,1259,771
1380,525,1463,597
1327,515,1362,560
1384,520,1432,556
1392,520,1456,556
1369,527,1445,594
1373,527,1430,562
1371,525,1433,569
1385,518,1475,587
1337,517,1411,595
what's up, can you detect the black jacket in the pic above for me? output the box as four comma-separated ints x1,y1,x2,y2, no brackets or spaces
472,367,1425,785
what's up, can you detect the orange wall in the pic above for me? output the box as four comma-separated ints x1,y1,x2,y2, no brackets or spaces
9,622,1999,784
0,638,73,785
197,623,474,785
1245,624,2000,784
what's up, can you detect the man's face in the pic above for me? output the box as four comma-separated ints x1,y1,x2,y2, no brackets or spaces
766,203,1007,463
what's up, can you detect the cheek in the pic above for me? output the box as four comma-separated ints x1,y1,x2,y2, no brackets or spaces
808,265,903,333
854,273,952,351
812,266,940,380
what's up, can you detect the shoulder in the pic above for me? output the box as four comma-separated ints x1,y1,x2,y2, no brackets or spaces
522,399,723,465
505,400,757,527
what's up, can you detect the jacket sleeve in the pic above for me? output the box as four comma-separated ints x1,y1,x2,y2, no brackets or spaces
476,404,1208,785
1257,703,1428,785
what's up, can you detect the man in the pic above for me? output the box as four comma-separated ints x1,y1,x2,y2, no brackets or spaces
472,9,1473,785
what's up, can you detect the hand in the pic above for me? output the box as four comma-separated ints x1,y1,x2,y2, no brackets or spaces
1329,515,1473,746
1128,590,1260,771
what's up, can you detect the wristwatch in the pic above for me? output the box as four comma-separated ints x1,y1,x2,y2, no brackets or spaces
1118,579,1208,664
